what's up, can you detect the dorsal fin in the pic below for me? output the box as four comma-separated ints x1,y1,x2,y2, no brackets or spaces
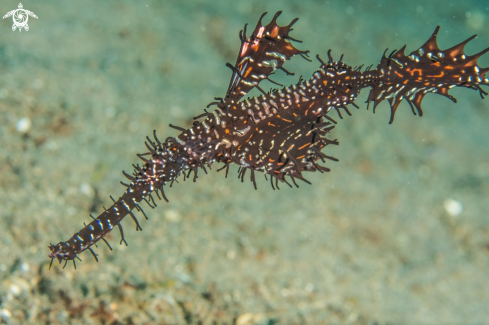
225,11,309,102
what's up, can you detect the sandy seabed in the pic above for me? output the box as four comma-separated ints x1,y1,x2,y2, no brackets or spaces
1,1,488,324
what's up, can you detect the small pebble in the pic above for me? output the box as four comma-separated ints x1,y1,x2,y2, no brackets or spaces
20,262,29,272
177,272,191,284
79,183,94,196
443,199,463,217
226,250,236,260
0,309,12,318
16,117,32,133
236,313,254,325
165,209,181,222
9,284,21,297
305,283,314,292
236,313,264,325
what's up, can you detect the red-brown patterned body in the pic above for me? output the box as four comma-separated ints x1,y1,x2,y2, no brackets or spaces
49,11,489,268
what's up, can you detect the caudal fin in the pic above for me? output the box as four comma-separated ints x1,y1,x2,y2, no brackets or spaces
369,27,489,123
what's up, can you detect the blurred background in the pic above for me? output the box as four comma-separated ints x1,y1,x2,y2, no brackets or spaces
1,0,488,324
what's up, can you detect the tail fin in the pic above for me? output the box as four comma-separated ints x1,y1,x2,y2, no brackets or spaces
368,27,489,123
